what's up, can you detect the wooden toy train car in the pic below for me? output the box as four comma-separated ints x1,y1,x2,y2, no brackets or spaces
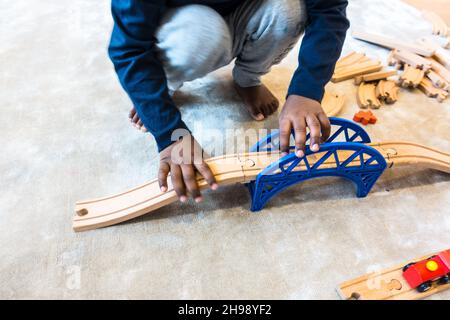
402,249,450,292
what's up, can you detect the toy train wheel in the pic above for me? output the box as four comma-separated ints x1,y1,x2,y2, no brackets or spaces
417,281,432,293
402,262,416,272
438,275,450,285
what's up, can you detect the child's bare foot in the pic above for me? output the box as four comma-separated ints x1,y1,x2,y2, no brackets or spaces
234,83,279,121
129,108,147,132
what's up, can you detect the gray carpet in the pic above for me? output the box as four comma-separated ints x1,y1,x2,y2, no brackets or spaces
0,0,449,299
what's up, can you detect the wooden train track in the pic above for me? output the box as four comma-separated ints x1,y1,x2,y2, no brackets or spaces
357,83,381,109
338,251,450,300
376,80,399,104
73,142,450,232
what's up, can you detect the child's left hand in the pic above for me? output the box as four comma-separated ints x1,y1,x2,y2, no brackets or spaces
278,95,331,157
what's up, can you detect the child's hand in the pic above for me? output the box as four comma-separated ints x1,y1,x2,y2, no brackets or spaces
159,135,218,203
278,95,331,157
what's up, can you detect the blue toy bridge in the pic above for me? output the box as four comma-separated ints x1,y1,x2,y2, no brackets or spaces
246,117,387,211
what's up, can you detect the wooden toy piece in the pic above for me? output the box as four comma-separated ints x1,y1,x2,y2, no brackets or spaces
337,249,450,300
422,11,449,37
398,65,425,88
426,70,450,92
403,249,450,293
335,51,367,70
418,77,449,102
354,70,397,85
73,141,450,232
357,83,381,109
353,110,377,125
322,91,346,116
376,80,399,104
332,59,383,83
416,38,450,70
352,31,435,57
426,57,450,83
392,49,432,71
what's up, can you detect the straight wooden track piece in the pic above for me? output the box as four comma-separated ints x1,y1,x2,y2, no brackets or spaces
332,61,382,83
322,91,346,116
73,142,450,232
335,53,369,72
376,80,399,104
419,77,449,102
422,11,449,37
398,65,425,88
352,31,435,57
354,70,397,85
337,250,450,300
357,83,381,109
392,49,432,71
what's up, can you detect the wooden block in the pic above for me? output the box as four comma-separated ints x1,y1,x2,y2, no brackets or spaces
353,110,377,125
352,31,435,57
354,69,398,85
419,77,449,102
338,250,450,300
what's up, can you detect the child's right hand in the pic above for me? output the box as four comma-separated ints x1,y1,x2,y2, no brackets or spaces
158,135,218,203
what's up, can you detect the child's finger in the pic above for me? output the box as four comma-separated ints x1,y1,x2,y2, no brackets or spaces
306,115,321,152
181,164,201,202
317,112,331,143
195,162,218,190
170,164,187,202
293,118,307,158
279,119,291,156
158,162,170,192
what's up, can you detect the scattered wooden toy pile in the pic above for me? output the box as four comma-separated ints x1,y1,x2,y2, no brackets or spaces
388,48,449,102
329,11,449,126
332,51,400,111
332,52,383,83
322,91,346,117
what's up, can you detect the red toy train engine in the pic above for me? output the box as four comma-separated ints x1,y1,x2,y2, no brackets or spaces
402,249,450,292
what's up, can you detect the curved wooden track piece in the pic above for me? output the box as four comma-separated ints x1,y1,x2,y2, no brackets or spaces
322,92,346,116
338,250,450,300
399,65,425,88
73,142,450,232
357,83,381,109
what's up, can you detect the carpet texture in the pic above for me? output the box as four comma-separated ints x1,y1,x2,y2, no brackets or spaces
0,0,449,299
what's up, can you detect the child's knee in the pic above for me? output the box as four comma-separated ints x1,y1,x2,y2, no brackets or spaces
260,0,307,39
156,5,232,79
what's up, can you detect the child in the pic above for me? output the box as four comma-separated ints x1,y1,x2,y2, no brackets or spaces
109,0,349,203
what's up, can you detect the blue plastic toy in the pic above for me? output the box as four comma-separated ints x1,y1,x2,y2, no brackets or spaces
246,117,387,211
